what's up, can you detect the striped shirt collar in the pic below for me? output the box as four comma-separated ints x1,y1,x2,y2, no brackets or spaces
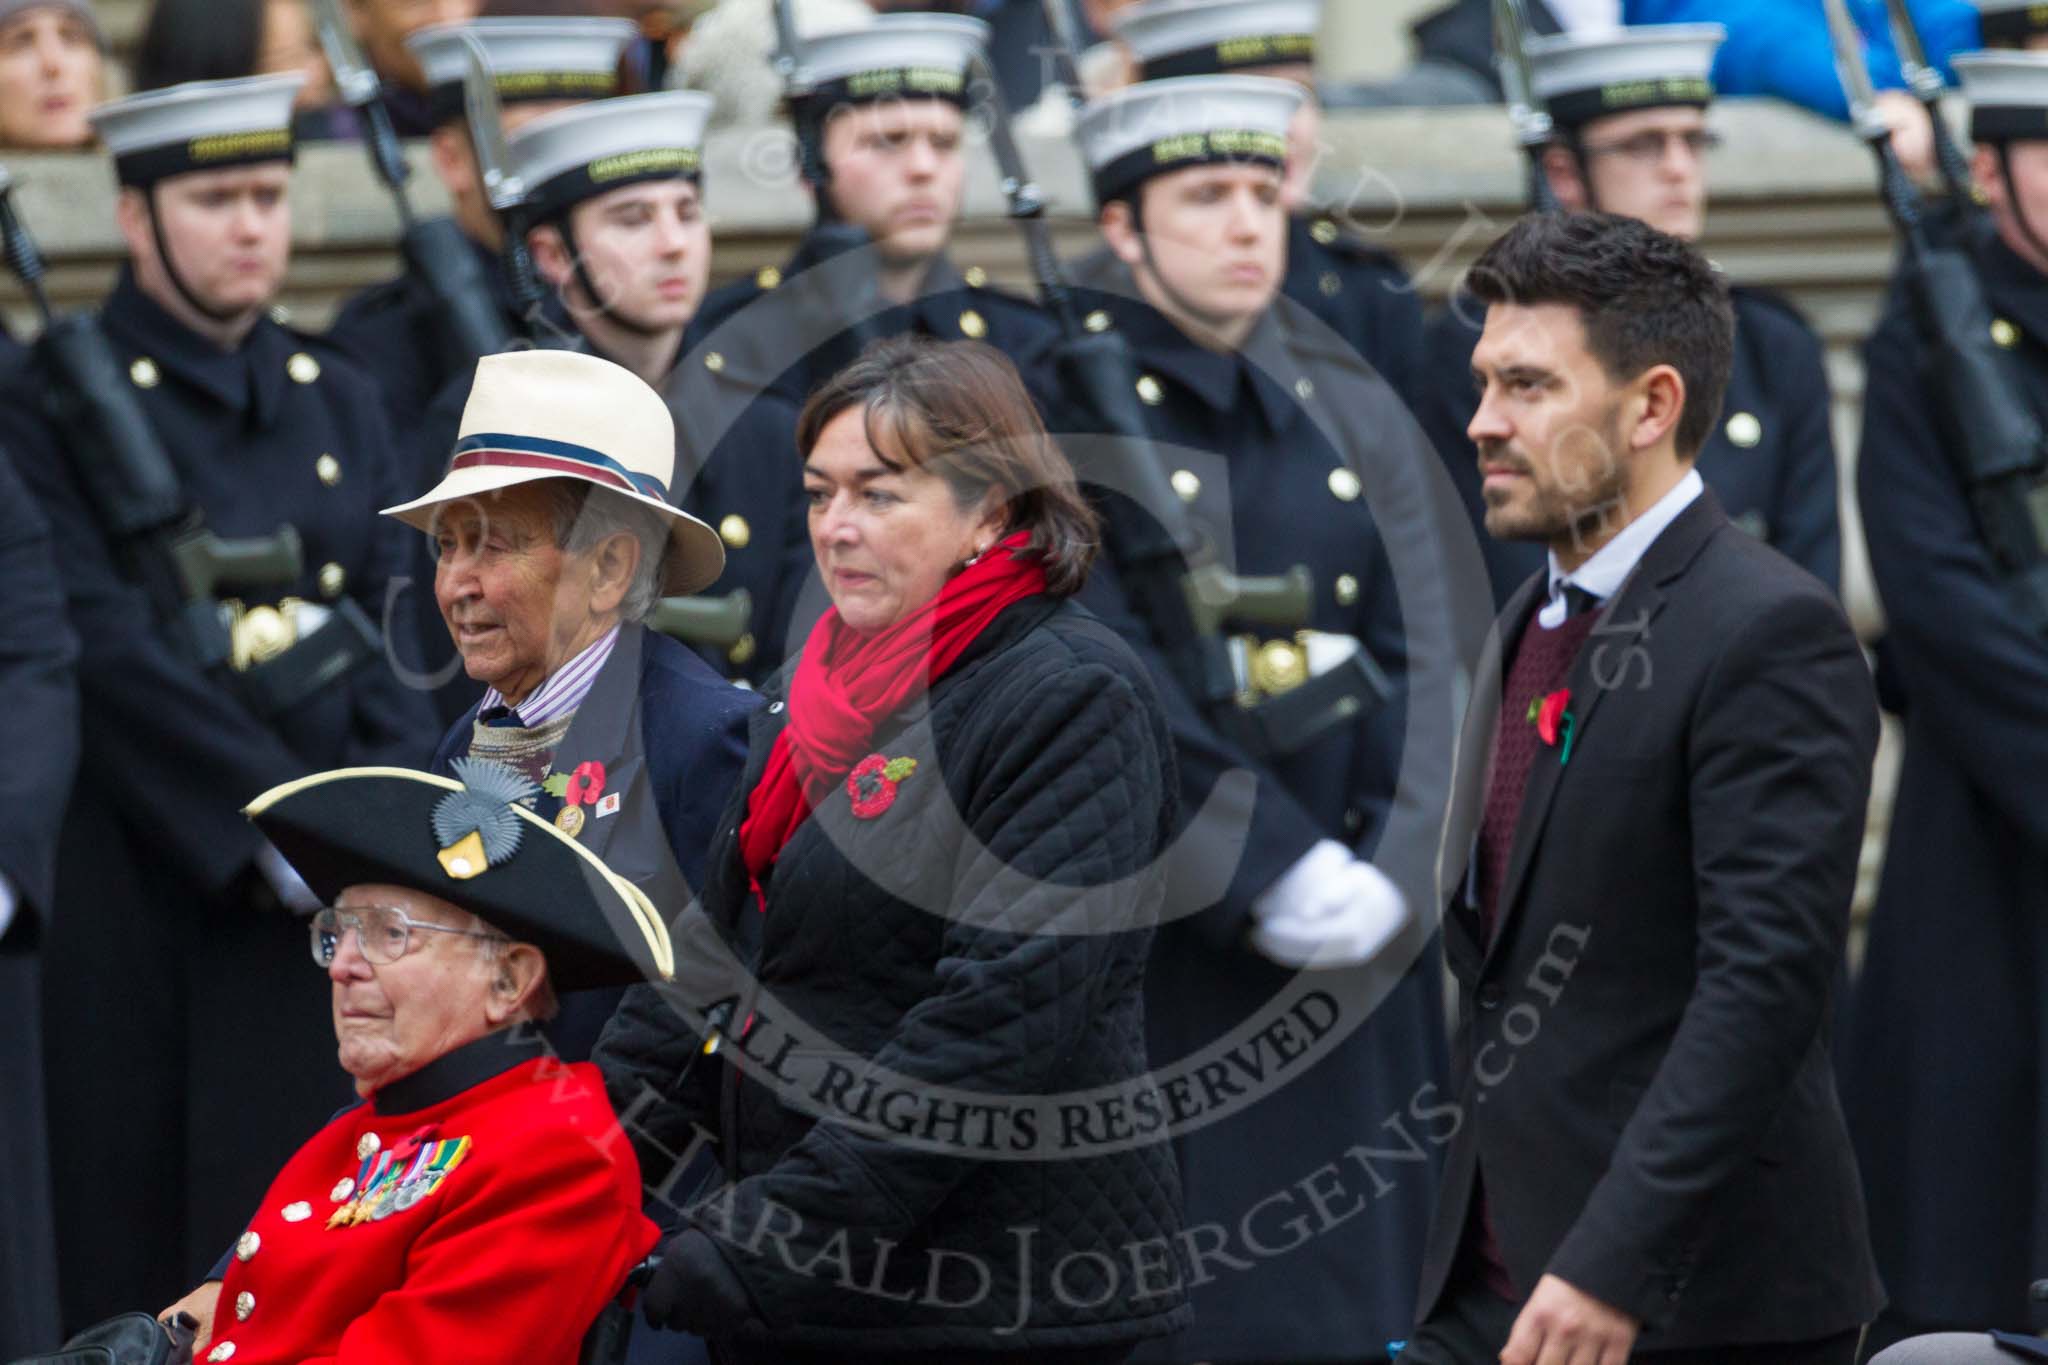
478,625,620,728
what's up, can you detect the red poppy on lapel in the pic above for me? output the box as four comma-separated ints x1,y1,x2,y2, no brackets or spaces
847,754,919,820
564,761,606,807
1528,689,1571,747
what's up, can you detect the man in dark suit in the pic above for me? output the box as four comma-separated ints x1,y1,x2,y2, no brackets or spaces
0,445,79,1360
1402,212,1882,1364
1415,23,1842,608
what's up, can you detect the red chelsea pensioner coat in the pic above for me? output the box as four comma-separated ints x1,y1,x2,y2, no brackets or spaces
202,1032,657,1363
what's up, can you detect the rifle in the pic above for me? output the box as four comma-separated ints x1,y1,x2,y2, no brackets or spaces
1493,0,1562,213
982,37,1387,757
1823,0,2048,632
311,0,512,364
770,0,884,353
647,589,753,654
1881,0,1982,214
0,166,304,675
457,29,546,331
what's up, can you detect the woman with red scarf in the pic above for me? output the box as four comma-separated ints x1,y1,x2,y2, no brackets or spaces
597,336,1189,1361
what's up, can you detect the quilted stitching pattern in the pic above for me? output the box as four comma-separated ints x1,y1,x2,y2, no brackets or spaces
604,602,1190,1349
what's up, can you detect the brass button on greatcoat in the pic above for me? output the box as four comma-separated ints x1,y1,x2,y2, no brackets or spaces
1311,218,1339,246
130,357,160,388
958,309,987,339
719,514,751,550
1992,318,2020,349
1170,470,1201,503
315,453,341,486
318,562,347,598
1319,271,1342,297
755,265,781,290
287,352,321,384
963,266,988,288
1136,375,1164,406
1084,310,1111,333
704,352,726,373
1334,573,1360,606
1327,467,1362,502
1725,412,1762,449
728,633,757,667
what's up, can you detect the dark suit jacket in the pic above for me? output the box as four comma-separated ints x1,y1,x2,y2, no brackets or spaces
1418,490,1885,1349
432,625,758,1059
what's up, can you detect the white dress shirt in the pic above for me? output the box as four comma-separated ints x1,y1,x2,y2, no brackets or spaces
1538,468,1704,629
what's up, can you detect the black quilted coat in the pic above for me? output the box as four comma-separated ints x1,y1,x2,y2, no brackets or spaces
596,595,1191,1353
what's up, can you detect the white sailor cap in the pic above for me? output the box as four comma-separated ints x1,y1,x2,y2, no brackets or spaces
90,73,304,189
510,91,714,223
1526,23,1725,130
407,17,637,126
794,13,989,111
1114,0,1321,81
1975,1,2048,46
1956,49,2048,141
1076,74,1303,204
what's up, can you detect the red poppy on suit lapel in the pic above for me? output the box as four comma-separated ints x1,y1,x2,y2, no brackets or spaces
1528,689,1571,747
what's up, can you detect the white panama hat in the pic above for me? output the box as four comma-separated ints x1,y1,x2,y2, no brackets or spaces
382,350,726,598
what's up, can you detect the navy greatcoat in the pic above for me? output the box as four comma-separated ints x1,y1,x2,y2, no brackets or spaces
0,444,80,1358
325,225,522,434
1842,231,2048,1338
0,269,441,1327
1283,212,1428,409
1025,257,1474,1363
689,234,1055,411
431,623,757,1060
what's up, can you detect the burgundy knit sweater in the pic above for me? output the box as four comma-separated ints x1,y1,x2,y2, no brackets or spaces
1467,602,1601,1301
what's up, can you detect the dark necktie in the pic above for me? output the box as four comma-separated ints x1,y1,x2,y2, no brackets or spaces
1562,584,1603,619
479,705,524,728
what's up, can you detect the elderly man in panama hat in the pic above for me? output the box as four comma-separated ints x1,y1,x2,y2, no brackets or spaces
383,347,758,1063
152,758,668,1362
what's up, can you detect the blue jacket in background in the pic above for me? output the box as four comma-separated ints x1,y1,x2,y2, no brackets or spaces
1626,0,1980,121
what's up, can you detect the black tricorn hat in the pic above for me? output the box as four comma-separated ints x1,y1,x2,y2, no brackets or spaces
244,760,673,993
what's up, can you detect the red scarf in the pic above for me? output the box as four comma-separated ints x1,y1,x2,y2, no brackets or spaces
739,532,1046,908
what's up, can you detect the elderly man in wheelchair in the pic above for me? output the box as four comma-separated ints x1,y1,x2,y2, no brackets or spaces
30,760,668,1365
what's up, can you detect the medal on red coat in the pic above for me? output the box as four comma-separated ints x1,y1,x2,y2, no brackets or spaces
325,1137,473,1228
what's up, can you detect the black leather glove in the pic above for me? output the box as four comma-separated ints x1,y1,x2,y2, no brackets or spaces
639,1227,761,1336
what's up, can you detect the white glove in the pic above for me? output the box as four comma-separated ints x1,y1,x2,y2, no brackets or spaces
254,840,321,914
1249,838,1409,970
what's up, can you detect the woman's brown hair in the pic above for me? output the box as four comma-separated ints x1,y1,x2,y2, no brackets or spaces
797,335,1102,597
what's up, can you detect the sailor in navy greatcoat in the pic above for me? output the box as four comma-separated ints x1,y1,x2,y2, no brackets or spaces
408,89,813,691
0,444,79,1361
1024,75,1481,1364
325,17,638,433
685,12,1055,414
1111,0,1429,407
0,74,440,1328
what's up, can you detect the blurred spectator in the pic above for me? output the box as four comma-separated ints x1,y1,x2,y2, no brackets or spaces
1630,0,1980,179
134,0,349,138
673,0,876,127
1403,0,1985,173
347,0,479,135
0,0,104,150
